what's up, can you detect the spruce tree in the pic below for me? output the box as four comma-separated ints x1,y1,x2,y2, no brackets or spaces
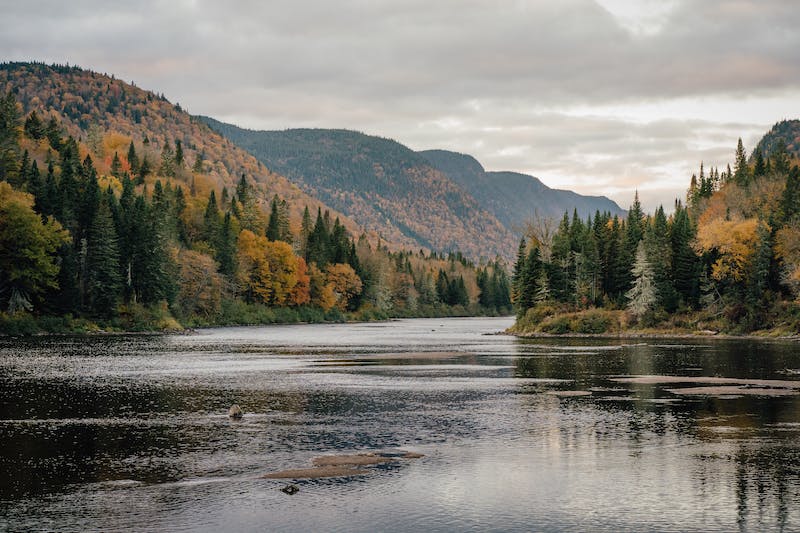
626,241,656,320
86,199,122,316
733,138,750,186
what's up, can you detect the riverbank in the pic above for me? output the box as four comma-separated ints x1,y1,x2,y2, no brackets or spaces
508,304,800,340
0,301,512,336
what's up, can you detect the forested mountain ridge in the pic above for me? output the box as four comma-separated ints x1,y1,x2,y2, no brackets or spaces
755,119,800,160
198,119,520,259
0,62,512,333
419,149,625,231
0,62,358,234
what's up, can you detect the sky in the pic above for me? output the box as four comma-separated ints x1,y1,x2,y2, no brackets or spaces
2,0,799,212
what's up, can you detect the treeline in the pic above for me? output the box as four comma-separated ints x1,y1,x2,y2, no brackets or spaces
512,136,800,334
0,91,510,333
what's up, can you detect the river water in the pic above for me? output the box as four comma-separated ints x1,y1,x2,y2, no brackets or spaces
1,317,799,532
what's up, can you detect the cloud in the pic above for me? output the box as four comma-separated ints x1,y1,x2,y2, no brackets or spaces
2,0,797,212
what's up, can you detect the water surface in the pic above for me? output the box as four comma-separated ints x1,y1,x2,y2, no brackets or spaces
1,317,799,532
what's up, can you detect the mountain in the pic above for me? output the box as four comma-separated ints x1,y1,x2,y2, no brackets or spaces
200,118,624,259
755,119,800,160
419,149,625,231
199,119,517,258
0,62,358,233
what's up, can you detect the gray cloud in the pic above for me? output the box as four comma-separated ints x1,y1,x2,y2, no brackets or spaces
2,0,797,212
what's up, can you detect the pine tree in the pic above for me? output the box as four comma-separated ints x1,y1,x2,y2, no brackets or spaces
174,140,184,168
216,211,237,278
160,141,175,177
202,190,221,244
86,199,122,316
753,149,766,178
0,91,22,183
126,141,139,175
626,241,656,320
111,151,123,178
511,238,527,305
733,138,750,186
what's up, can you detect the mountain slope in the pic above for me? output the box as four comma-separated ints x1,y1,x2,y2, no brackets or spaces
755,119,800,160
200,119,517,258
0,62,359,234
419,149,625,230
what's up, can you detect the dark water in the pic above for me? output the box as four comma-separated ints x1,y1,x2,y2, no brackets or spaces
1,317,800,532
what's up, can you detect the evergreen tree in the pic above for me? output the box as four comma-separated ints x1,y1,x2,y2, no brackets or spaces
0,91,21,184
511,238,527,305
733,138,750,186
23,110,45,140
202,190,221,244
111,151,123,178
126,141,139,175
626,241,656,320
753,149,766,178
174,140,184,168
216,211,237,278
86,199,122,316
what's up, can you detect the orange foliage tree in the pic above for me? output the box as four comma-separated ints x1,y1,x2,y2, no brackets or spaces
324,263,363,311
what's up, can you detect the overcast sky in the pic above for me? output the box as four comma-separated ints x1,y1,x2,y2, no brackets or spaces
3,0,798,211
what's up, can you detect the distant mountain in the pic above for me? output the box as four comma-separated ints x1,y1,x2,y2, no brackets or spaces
419,149,625,231
200,119,625,259
200,119,517,259
755,119,800,159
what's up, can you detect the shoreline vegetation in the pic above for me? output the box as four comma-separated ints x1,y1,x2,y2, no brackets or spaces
0,302,511,336
508,134,800,341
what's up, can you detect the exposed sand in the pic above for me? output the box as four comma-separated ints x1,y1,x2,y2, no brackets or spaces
263,466,369,479
352,351,465,360
263,451,425,480
312,454,396,467
666,386,800,397
546,390,592,397
610,375,800,388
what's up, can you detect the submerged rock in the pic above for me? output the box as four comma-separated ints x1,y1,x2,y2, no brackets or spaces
228,404,243,419
281,484,299,495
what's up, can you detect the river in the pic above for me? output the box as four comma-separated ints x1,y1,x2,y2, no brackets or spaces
1,317,799,532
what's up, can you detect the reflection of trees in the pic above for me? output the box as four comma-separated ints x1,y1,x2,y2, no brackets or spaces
513,337,800,530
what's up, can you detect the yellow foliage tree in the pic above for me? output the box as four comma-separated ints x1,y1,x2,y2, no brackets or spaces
263,239,300,306
695,217,764,282
309,264,336,311
235,230,273,304
775,225,800,297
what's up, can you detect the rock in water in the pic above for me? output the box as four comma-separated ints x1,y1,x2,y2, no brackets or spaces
281,484,299,495
228,404,243,419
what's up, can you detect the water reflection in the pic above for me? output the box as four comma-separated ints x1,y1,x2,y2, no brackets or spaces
1,318,799,531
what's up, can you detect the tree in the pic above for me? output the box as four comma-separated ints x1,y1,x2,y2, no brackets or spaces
733,138,750,186
24,110,45,140
86,199,123,316
325,263,363,310
0,183,69,311
626,241,656,320
176,249,224,318
0,92,22,184
235,229,273,304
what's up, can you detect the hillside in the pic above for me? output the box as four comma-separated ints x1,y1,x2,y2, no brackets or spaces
755,119,800,160
0,62,358,234
0,62,514,333
419,149,625,230
199,119,518,259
